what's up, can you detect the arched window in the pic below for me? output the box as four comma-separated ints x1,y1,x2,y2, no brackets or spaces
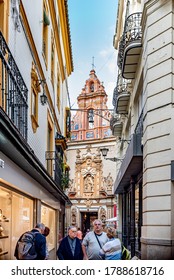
90,82,94,92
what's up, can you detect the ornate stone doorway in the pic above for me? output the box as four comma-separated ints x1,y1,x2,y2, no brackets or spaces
81,212,98,236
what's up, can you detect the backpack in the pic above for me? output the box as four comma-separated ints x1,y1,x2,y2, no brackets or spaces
121,244,131,260
15,231,38,260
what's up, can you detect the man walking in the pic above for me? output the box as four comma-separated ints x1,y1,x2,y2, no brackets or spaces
82,219,108,260
57,226,83,260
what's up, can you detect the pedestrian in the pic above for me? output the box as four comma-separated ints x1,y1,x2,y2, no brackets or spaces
76,227,83,242
14,223,46,260
43,226,50,259
57,226,83,260
99,227,122,260
82,219,108,260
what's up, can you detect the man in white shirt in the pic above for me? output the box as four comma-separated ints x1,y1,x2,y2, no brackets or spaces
82,219,108,260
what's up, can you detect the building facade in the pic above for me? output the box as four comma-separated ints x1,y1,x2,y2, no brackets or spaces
112,0,174,259
66,70,117,235
0,0,72,259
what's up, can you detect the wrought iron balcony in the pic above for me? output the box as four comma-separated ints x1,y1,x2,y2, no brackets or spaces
0,31,28,140
118,12,142,79
45,150,63,187
113,73,131,114
110,114,123,137
45,150,70,190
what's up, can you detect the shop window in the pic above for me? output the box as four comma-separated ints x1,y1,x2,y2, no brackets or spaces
0,186,33,260
41,205,56,252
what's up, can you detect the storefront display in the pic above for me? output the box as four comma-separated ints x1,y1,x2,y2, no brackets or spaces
0,186,33,260
41,204,56,252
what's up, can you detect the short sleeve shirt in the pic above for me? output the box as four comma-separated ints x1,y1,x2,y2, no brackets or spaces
82,231,108,260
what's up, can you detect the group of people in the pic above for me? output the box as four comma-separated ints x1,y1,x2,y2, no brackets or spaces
57,219,122,260
14,219,122,260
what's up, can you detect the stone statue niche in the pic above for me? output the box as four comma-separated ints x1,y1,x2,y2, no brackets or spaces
71,207,77,225
99,207,106,225
84,174,94,193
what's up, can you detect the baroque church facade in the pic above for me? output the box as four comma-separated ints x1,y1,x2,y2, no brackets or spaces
66,69,117,235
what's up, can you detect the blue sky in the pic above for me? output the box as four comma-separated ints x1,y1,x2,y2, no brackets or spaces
68,0,118,109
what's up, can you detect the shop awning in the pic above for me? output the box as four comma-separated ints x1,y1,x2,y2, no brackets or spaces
105,217,118,222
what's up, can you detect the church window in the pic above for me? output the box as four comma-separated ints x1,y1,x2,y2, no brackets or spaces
74,124,79,130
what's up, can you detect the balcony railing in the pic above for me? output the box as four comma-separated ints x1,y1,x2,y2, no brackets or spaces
110,114,123,137
113,73,131,114
45,150,63,187
118,12,142,79
45,150,70,189
0,31,28,140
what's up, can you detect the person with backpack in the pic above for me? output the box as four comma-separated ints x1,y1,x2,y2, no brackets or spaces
14,223,46,260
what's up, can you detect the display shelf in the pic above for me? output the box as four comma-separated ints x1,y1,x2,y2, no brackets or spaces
0,251,8,256
0,235,9,239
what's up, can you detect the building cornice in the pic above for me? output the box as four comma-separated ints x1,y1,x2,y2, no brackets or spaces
56,0,73,75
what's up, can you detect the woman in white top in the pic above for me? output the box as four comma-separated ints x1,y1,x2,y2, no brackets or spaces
99,227,122,260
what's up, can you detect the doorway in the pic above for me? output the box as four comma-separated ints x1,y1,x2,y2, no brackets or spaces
81,212,98,236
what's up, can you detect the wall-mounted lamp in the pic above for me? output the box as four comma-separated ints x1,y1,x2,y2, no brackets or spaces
37,79,47,106
40,91,47,106
100,147,124,162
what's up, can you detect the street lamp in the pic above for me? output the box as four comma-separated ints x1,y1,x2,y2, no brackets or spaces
100,147,124,162
37,79,47,105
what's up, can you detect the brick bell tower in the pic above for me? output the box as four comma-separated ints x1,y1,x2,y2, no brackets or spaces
71,69,112,141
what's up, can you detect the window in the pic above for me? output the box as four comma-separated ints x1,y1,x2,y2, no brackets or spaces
65,107,71,138
74,124,79,130
88,109,94,128
90,82,94,92
31,90,37,118
0,0,9,37
51,32,55,86
42,2,50,66
47,112,54,176
57,69,61,112
31,64,40,133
